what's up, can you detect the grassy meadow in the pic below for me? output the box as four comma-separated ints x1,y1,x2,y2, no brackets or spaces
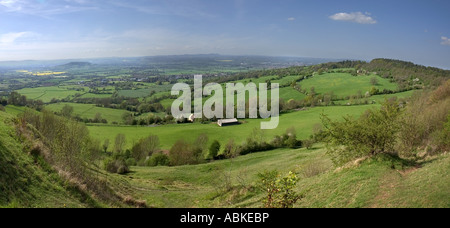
45,102,131,124
88,105,376,149
300,73,398,97
16,86,80,103
120,145,450,208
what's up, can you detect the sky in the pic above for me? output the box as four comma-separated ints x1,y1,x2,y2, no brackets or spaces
0,0,449,68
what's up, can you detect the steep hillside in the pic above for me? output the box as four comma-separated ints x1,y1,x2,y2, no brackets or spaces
0,111,98,208
125,146,450,208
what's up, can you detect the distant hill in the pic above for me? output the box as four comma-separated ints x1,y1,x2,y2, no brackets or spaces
58,62,92,68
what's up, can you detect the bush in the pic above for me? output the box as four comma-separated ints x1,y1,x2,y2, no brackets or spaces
397,81,450,156
303,139,314,150
169,140,203,166
257,170,302,208
104,158,129,174
146,153,170,167
321,99,401,166
125,158,137,166
208,140,221,160
131,135,160,161
302,161,329,178
223,139,238,159
270,128,301,149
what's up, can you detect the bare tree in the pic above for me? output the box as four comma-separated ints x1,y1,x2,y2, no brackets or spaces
114,134,126,154
370,77,379,86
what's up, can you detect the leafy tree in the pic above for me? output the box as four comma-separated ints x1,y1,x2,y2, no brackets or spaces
146,153,170,167
303,139,314,150
122,112,134,125
370,77,379,86
102,139,110,153
370,87,379,96
208,140,221,159
93,112,102,123
169,140,193,166
195,134,209,154
223,139,238,159
131,135,160,161
317,69,324,75
61,104,74,118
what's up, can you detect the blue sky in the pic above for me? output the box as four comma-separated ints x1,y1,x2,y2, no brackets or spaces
0,0,449,68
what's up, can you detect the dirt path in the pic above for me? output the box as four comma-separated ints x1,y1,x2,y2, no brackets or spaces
369,167,419,208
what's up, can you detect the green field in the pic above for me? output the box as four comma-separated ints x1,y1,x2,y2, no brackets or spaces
300,73,398,98
46,103,131,124
79,93,113,99
4,105,26,116
16,86,80,103
118,84,173,98
88,105,376,149
335,90,418,105
279,87,306,101
370,90,417,102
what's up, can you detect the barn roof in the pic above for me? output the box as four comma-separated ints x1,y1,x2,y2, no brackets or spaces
218,118,238,124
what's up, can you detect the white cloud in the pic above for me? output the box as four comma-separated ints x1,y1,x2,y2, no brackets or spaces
0,0,98,17
287,17,295,21
0,32,33,44
329,12,377,24
0,0,22,11
441,37,450,46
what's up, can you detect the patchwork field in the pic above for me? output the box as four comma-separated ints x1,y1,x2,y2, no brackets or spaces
45,103,131,124
16,86,80,103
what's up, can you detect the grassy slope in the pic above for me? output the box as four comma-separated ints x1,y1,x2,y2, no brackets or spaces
124,146,450,208
4,105,26,116
0,111,92,208
45,102,131,124
300,73,398,97
335,90,417,105
88,105,375,149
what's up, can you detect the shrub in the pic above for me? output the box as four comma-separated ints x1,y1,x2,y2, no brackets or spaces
113,134,126,154
302,161,329,178
131,135,160,161
321,99,401,166
146,153,170,167
208,140,221,160
397,81,450,156
370,77,379,86
303,139,314,150
169,140,203,166
125,158,137,166
270,128,301,149
223,139,238,158
257,170,302,208
104,158,129,174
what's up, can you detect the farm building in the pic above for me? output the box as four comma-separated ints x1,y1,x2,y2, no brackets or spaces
217,119,239,127
189,114,195,123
